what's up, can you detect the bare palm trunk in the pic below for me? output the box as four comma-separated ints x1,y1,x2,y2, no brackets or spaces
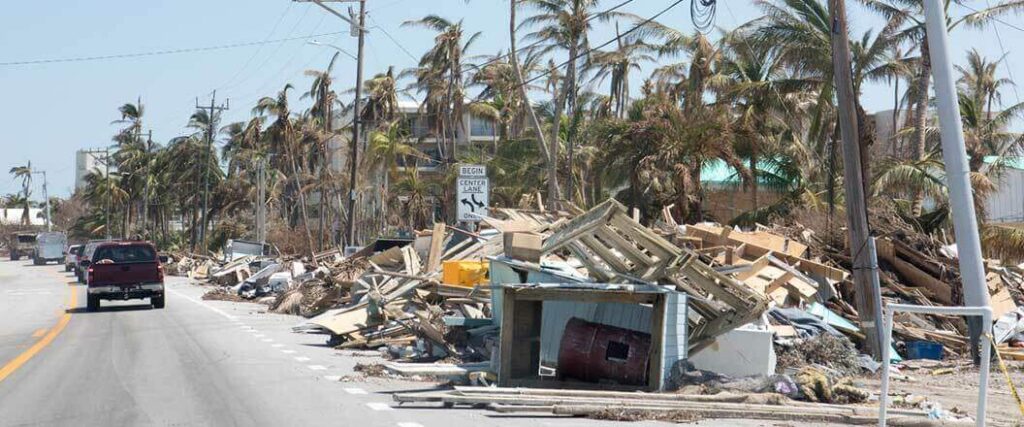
910,39,931,216
288,145,318,265
565,41,579,206
750,153,759,211
509,0,558,208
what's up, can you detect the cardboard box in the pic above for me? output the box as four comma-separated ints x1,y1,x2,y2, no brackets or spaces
503,232,542,263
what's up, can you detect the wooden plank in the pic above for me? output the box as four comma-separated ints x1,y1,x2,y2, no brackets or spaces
580,234,633,274
425,222,446,272
595,227,655,266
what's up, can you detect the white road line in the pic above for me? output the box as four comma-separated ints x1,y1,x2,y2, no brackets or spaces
166,287,237,321
253,334,265,338
281,350,296,354
323,375,342,382
307,365,327,371
344,387,368,395
397,423,424,427
294,356,311,362
366,402,393,411
271,344,285,348
261,338,274,343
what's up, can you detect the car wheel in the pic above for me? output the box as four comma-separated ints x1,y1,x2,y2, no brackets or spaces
87,295,100,312
11,252,19,261
152,296,165,309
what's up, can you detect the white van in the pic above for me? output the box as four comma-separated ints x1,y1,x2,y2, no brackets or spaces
34,232,67,265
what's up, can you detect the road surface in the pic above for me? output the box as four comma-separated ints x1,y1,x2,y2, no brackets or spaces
0,258,776,427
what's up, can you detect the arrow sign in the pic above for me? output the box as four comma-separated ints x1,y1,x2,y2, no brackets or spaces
456,176,489,222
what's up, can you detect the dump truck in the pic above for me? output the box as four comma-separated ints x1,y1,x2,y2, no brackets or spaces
8,233,37,261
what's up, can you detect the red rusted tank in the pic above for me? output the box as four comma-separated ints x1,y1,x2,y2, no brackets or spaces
557,317,651,386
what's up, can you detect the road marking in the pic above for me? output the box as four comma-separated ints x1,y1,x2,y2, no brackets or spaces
271,344,285,348
0,276,76,383
307,365,327,371
31,328,47,338
324,375,342,382
294,356,311,362
166,287,237,321
397,423,424,427
261,338,274,343
366,402,393,411
281,350,296,354
345,387,368,395
252,333,264,337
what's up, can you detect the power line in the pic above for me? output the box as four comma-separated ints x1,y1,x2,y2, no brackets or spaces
215,2,296,90
517,0,686,91
468,0,636,75
367,15,420,62
0,30,345,67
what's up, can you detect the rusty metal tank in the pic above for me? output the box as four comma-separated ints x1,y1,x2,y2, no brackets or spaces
557,317,652,386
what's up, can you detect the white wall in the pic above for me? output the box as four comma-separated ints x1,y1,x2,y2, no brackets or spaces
986,168,1024,223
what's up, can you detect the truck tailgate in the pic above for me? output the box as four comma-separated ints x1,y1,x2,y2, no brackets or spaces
91,262,161,286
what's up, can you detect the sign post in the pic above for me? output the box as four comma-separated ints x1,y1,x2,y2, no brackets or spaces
456,164,489,224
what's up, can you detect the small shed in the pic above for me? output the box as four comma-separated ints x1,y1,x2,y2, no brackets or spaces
497,282,687,392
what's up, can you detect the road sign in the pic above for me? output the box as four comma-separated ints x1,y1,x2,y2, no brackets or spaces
459,164,487,177
456,176,489,222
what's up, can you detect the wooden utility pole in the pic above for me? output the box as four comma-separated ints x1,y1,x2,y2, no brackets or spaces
346,0,366,248
256,157,267,244
829,0,884,359
196,91,229,250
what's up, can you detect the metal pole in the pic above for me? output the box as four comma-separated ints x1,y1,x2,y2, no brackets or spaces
829,0,883,359
42,171,50,232
346,0,366,248
257,158,267,244
922,0,991,358
200,91,215,248
105,148,111,240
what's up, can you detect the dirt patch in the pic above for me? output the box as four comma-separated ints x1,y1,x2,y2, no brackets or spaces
588,408,702,423
353,362,389,378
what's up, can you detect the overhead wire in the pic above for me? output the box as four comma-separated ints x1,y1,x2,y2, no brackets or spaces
0,30,341,67
214,2,295,91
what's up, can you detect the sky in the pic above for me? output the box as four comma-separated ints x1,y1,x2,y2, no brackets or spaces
1,0,1022,198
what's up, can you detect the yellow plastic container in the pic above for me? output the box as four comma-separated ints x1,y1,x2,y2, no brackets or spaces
442,260,489,288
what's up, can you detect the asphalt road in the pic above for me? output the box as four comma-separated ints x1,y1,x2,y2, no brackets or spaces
0,258,775,427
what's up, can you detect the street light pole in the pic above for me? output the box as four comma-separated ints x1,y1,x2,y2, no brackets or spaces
298,0,366,248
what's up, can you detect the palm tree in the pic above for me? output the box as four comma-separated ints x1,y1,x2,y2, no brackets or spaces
859,0,1024,212
304,53,342,249
9,163,32,225
521,0,636,204
587,24,657,119
402,15,481,162
957,48,1014,122
253,84,317,260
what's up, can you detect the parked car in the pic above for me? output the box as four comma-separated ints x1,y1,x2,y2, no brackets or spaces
86,241,164,311
65,245,83,272
8,233,37,261
77,240,108,283
34,232,67,265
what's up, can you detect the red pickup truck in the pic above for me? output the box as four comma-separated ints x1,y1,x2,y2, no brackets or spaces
86,241,165,311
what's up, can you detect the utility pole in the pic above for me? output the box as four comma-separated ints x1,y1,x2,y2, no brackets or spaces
256,157,267,244
195,91,229,250
32,170,51,232
296,0,366,248
347,0,366,248
104,147,112,239
829,0,884,359
141,130,153,237
922,0,991,360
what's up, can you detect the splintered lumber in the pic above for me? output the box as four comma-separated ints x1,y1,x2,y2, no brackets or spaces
876,239,953,305
684,224,846,281
549,406,963,427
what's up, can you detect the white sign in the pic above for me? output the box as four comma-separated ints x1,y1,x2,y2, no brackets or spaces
457,177,489,222
459,164,487,177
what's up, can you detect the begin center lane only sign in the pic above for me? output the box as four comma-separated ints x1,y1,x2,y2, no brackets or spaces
456,165,489,222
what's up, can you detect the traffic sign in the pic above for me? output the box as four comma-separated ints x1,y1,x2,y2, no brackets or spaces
456,176,489,222
459,164,487,177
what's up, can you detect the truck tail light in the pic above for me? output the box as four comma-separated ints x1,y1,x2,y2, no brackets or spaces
157,264,164,282
87,267,94,284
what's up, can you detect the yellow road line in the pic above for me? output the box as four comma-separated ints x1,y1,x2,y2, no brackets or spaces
0,276,76,383
31,329,47,338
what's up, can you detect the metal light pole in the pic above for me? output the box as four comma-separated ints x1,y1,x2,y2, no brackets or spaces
31,170,51,232
922,0,991,358
296,0,367,248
